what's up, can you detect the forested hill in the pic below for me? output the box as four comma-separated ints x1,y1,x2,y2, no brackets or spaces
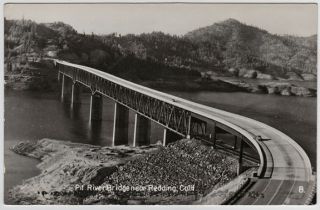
4,18,200,83
100,19,317,79
185,19,317,75
4,18,317,82
4,18,119,69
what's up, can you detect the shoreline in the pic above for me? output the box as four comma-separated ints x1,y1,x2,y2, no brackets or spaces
8,138,248,205
5,76,317,98
4,139,41,204
4,60,316,97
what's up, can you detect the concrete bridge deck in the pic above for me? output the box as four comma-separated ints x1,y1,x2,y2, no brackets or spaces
54,59,315,205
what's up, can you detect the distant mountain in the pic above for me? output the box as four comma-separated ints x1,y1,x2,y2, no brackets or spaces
185,18,317,75
4,18,317,82
98,18,316,79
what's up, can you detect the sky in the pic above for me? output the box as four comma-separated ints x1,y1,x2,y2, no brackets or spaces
4,3,318,37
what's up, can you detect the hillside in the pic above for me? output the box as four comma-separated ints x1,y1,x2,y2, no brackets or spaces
4,18,316,96
100,32,223,73
5,18,317,80
4,18,120,70
185,19,317,77
4,19,201,86
99,19,317,80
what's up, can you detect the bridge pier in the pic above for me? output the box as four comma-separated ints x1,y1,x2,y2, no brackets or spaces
133,113,151,147
58,71,61,82
237,138,244,175
60,74,71,102
211,122,217,148
60,74,65,101
71,82,82,108
187,115,192,139
112,103,129,146
163,128,182,146
233,136,238,150
89,93,103,121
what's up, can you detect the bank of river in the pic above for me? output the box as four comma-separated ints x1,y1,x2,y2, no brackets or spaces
4,88,317,203
9,138,241,204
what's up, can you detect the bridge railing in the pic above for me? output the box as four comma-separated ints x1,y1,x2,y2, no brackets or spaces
57,60,192,136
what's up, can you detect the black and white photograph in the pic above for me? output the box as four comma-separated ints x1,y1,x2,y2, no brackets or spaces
2,1,318,206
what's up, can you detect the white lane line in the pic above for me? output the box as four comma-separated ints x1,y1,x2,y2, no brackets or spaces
267,180,285,205
283,179,297,204
251,179,272,205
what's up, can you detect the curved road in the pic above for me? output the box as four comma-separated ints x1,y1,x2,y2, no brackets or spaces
55,60,316,205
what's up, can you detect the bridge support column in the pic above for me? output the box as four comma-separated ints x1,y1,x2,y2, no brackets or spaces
58,71,61,82
61,74,71,102
60,74,65,101
186,115,192,139
233,136,237,150
163,128,182,146
237,138,244,175
89,93,103,121
212,122,217,148
133,113,151,147
71,82,82,109
112,103,129,146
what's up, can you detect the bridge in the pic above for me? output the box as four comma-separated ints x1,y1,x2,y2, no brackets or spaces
53,59,315,205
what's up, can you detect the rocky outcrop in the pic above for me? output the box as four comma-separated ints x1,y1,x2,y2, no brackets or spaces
286,72,303,81
258,82,316,97
301,73,317,81
260,82,292,95
9,138,239,205
237,68,273,80
220,79,263,93
256,72,274,80
238,68,257,79
9,139,160,204
219,77,316,97
290,86,316,97
228,68,239,76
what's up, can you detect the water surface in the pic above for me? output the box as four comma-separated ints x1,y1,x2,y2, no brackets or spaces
4,89,316,203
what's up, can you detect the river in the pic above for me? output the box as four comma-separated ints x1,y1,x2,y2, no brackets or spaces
4,89,317,203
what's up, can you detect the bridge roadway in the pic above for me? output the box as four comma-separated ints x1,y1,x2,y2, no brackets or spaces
54,60,315,205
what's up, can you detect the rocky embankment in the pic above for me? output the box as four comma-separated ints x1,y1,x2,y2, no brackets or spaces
9,139,240,205
219,78,317,97
201,68,317,97
258,82,317,97
227,68,317,82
